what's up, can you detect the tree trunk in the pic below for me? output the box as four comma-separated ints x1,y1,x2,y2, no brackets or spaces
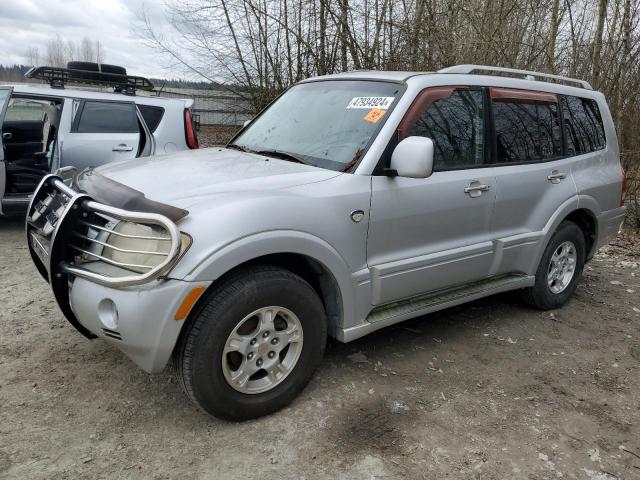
591,0,608,87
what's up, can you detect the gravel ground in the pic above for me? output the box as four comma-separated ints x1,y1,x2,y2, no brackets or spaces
198,125,240,147
1,218,639,479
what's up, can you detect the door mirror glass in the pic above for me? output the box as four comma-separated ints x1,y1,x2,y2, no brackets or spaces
390,136,434,178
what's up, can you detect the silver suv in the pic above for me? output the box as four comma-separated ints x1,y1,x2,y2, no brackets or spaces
25,65,626,420
0,81,198,215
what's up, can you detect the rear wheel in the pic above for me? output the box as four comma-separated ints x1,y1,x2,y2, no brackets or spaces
175,265,327,421
522,221,586,310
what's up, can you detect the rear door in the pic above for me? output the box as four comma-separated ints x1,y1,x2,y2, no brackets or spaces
488,87,578,276
0,86,14,213
59,99,140,170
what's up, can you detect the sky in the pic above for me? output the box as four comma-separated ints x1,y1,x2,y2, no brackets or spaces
0,0,179,78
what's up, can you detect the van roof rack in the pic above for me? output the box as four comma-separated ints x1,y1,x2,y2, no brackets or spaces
438,64,592,90
24,66,154,94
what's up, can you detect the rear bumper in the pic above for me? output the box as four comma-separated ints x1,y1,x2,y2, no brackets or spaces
68,277,211,373
594,206,625,253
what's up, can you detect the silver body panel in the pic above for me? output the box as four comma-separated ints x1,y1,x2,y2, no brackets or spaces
25,70,626,373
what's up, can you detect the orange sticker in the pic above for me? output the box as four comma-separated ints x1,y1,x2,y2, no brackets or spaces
363,108,386,124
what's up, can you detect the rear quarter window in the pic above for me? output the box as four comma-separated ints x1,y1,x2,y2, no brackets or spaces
74,101,138,134
560,96,606,155
137,104,165,132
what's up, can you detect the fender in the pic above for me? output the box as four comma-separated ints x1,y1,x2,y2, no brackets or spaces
531,195,598,271
182,230,359,329
576,194,603,217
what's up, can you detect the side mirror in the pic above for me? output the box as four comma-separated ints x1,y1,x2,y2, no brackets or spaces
389,136,434,178
243,119,251,128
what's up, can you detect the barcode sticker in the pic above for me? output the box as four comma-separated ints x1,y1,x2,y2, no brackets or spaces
347,96,395,109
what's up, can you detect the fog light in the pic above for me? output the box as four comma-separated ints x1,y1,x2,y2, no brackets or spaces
98,298,118,329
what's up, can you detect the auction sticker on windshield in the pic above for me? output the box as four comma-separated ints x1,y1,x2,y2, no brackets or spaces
363,108,386,123
347,97,395,109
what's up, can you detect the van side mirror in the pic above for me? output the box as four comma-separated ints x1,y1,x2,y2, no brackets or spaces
243,119,251,128
389,136,434,178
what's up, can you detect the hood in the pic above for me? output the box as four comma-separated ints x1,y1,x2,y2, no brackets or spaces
93,147,341,209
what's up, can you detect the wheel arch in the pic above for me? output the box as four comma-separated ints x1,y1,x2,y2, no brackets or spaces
532,198,600,271
180,231,356,339
563,208,598,260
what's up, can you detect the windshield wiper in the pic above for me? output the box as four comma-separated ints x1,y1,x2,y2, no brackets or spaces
255,149,310,166
227,143,255,153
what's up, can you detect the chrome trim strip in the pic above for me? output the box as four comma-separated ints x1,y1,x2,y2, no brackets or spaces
69,245,156,270
64,200,182,287
72,232,169,256
78,220,171,241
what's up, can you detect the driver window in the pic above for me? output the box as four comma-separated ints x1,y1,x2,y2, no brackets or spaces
406,89,485,171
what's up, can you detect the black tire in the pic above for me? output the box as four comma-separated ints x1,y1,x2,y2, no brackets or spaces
522,221,586,310
174,265,327,421
67,61,126,75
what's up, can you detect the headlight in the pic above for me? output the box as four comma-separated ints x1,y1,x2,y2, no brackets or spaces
101,221,191,274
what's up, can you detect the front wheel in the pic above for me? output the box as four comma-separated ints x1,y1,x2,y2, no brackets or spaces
174,265,327,421
522,221,586,310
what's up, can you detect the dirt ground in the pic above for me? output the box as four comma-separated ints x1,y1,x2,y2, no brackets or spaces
198,125,240,147
1,218,639,480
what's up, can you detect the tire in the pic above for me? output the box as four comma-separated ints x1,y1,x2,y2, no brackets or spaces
522,221,586,310
67,61,126,75
174,265,327,421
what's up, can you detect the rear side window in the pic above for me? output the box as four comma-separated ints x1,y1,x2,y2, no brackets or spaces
407,88,485,170
74,101,138,134
138,104,165,132
561,96,606,155
491,89,562,164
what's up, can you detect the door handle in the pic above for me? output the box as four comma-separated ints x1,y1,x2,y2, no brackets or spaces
112,144,133,152
464,182,491,196
547,171,567,184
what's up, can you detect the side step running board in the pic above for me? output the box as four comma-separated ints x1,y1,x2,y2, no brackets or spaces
338,274,535,343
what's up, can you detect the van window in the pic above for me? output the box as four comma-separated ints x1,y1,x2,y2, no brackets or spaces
74,101,138,134
407,89,485,170
561,96,606,155
138,105,165,132
4,98,47,121
492,97,561,164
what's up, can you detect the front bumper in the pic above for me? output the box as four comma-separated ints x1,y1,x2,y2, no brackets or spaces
69,277,210,372
26,174,202,372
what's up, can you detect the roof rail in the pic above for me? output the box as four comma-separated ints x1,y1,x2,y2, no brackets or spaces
437,64,592,90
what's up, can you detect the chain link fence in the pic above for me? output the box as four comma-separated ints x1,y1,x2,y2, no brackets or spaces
149,87,253,127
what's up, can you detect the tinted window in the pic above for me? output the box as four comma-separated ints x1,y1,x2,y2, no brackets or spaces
561,96,606,155
75,101,138,133
492,99,561,163
408,89,485,170
138,104,165,132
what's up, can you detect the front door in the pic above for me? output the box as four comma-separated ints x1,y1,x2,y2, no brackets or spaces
59,99,140,170
0,86,14,214
367,87,496,305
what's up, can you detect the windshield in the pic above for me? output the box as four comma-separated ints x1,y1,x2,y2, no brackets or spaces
231,80,403,171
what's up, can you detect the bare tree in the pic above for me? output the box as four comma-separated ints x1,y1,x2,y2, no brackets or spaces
25,46,40,67
136,0,640,216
